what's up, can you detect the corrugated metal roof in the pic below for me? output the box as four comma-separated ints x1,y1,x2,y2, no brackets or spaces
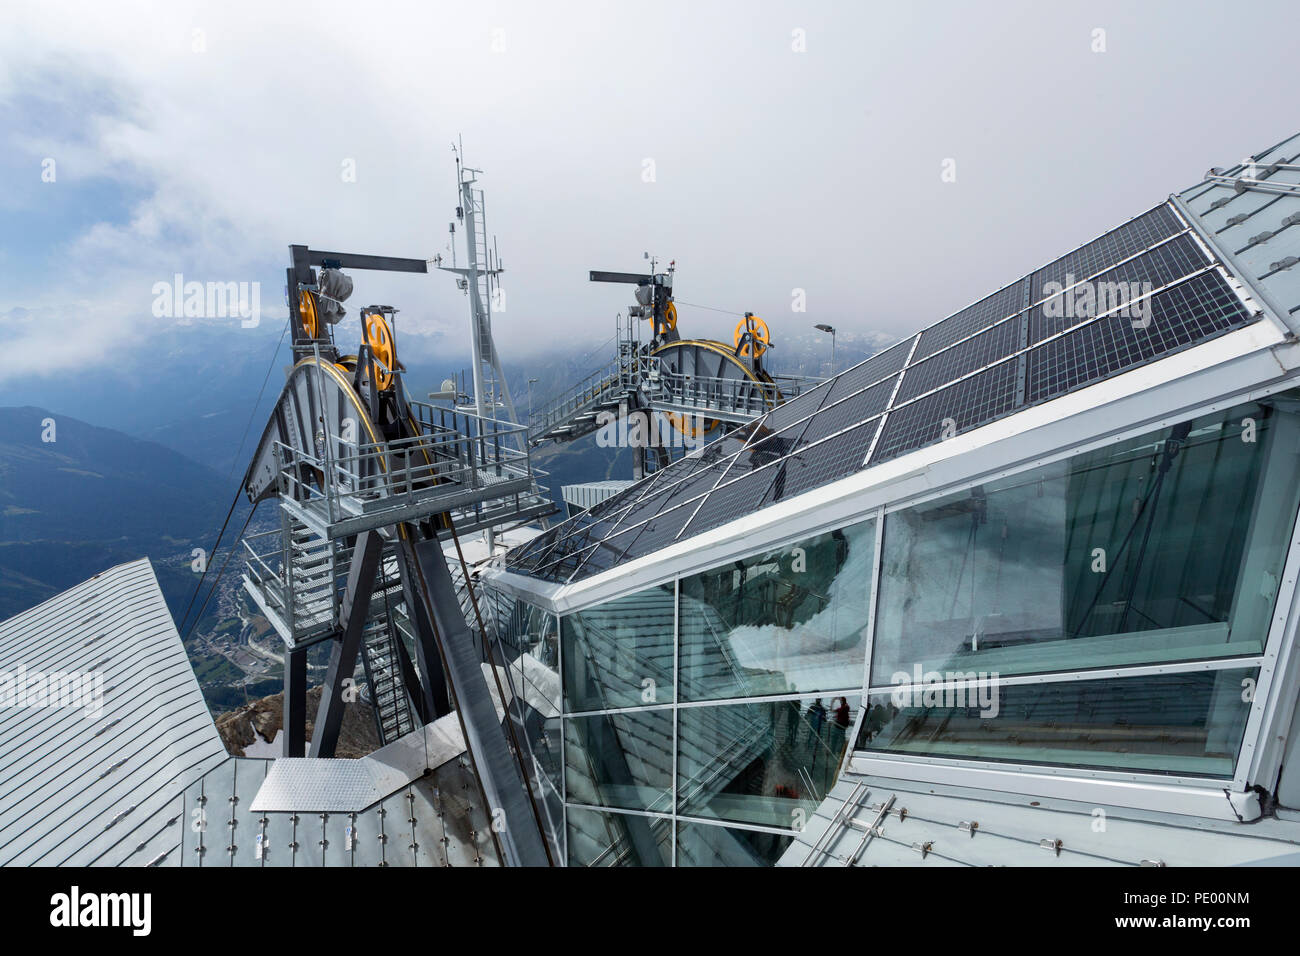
562,481,635,513
0,558,227,865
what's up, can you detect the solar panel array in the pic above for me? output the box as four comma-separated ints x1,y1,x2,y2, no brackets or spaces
508,201,1260,584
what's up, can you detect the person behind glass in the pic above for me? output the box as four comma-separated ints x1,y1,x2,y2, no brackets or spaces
806,698,827,752
829,697,851,764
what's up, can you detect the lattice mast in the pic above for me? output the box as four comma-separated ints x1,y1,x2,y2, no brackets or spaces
436,142,521,435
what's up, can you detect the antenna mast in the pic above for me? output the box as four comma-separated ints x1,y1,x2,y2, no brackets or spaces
437,142,521,436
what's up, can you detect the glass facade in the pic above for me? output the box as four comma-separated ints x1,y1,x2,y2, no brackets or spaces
856,668,1258,777
565,806,672,867
562,584,675,712
494,390,1300,864
676,821,794,867
512,524,875,865
564,708,674,811
488,596,564,859
677,696,859,827
678,522,874,700
872,402,1300,681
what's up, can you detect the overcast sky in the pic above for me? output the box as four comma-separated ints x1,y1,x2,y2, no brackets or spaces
2,0,1298,385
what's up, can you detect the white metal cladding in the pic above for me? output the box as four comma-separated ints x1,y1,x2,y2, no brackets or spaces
778,773,1300,867
0,559,228,866
562,480,634,513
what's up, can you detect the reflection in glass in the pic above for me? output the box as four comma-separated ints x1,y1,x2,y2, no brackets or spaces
676,821,794,867
562,585,676,712
566,806,671,867
677,696,858,827
564,708,674,811
488,597,565,856
872,398,1300,681
855,668,1257,777
679,521,873,700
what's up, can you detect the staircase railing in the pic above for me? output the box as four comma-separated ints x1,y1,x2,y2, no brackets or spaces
528,355,632,440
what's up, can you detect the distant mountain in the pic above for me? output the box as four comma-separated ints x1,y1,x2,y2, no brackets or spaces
0,322,294,478
0,406,235,621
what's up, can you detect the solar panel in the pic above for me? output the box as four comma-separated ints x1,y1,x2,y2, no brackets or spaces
772,419,880,502
896,317,1022,403
567,526,644,579
503,198,1265,586
912,281,1026,361
654,458,732,511
798,374,896,445
822,334,915,399
624,500,704,556
1025,271,1254,404
1028,233,1212,344
871,359,1021,464
679,466,780,539
750,375,830,433
1030,203,1185,304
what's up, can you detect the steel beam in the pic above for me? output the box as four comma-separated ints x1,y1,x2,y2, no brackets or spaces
396,531,453,718
589,270,652,284
306,246,428,274
309,531,384,757
283,647,308,757
393,630,434,723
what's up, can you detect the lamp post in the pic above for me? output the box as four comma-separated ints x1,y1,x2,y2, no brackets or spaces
527,378,538,422
815,324,836,376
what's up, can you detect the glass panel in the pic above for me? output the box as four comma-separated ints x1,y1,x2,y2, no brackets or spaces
492,599,563,796
677,696,859,827
510,698,562,802
563,708,674,812
565,807,671,867
678,520,874,701
871,396,1300,682
855,667,1257,778
675,821,794,867
562,585,676,712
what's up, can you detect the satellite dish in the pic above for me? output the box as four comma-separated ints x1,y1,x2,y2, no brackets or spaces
428,379,459,401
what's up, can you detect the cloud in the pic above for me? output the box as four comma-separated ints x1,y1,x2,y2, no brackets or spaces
1,0,1298,387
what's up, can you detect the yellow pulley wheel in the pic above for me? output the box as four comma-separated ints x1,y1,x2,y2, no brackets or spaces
666,410,720,439
299,290,320,339
663,301,678,332
734,315,770,357
364,312,396,391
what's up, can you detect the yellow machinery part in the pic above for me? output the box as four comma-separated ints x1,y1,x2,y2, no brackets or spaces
651,338,778,440
663,301,678,332
299,290,320,340
364,312,396,391
734,314,770,357
665,409,720,439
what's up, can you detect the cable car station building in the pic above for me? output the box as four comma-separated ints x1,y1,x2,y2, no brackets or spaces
484,133,1300,866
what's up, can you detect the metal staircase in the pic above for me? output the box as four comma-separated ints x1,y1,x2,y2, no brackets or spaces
529,354,639,444
358,611,416,745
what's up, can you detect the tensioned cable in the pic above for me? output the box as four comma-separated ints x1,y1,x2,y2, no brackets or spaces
178,316,289,635
226,315,290,483
673,299,747,317
176,490,243,637
182,504,258,641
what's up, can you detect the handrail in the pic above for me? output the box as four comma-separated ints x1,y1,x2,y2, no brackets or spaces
529,355,630,437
